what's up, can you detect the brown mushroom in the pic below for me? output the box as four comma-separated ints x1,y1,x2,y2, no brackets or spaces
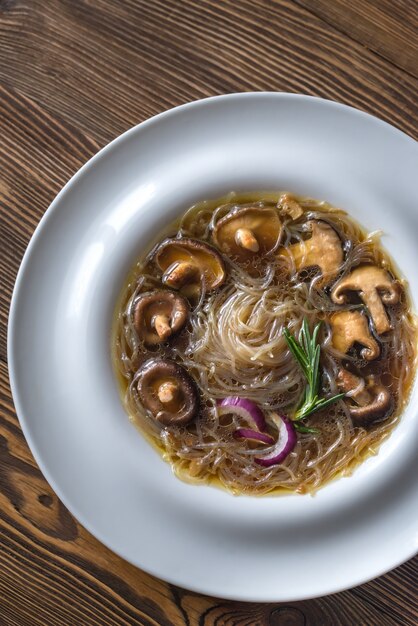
336,368,370,406
134,290,189,346
137,359,199,426
330,310,380,360
212,206,282,263
337,368,392,426
155,238,226,295
350,381,392,426
286,220,343,286
331,266,399,335
278,193,304,220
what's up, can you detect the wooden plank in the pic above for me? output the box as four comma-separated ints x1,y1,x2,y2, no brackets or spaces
295,0,418,77
0,0,416,146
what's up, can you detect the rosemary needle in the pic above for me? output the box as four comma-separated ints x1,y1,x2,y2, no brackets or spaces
283,319,345,424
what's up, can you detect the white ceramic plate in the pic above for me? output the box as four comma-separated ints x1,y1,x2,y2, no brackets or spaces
8,93,418,602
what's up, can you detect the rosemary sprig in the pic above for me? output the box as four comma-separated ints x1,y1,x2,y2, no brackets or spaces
283,319,345,423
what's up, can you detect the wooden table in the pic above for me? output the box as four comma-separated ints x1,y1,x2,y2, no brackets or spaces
0,1,417,624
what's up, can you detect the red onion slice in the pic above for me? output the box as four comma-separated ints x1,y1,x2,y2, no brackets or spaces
234,428,275,445
255,413,297,467
217,397,266,430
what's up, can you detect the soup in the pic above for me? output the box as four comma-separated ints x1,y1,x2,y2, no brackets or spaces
112,192,417,495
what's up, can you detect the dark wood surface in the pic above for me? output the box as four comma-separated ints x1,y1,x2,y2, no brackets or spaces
0,1,417,624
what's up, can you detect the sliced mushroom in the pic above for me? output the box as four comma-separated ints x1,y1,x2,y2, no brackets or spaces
287,220,343,286
278,193,304,220
212,206,281,263
137,359,199,426
337,368,392,426
155,238,226,295
330,310,380,360
331,266,399,335
336,368,370,406
134,290,189,346
350,380,392,426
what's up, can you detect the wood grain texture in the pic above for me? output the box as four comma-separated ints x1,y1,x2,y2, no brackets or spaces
295,0,418,77
0,1,417,624
0,0,417,145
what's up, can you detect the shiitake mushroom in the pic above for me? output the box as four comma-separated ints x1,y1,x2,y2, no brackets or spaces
137,359,199,426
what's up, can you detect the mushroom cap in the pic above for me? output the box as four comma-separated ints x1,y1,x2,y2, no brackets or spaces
155,238,226,292
332,265,399,303
137,359,199,426
212,206,282,262
287,220,344,287
134,290,189,346
331,265,400,335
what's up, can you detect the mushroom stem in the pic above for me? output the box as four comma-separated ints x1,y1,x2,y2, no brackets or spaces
162,261,199,289
158,381,179,404
235,228,260,252
366,292,391,334
153,314,172,339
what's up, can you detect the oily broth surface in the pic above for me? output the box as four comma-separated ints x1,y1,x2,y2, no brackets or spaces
112,192,417,495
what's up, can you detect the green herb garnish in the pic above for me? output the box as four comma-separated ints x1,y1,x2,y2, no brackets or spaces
283,319,345,422
293,422,320,434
